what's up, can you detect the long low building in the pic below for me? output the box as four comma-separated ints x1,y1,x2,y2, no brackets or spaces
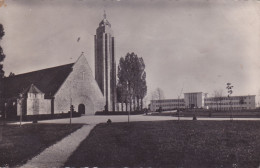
150,92,256,111
150,99,185,112
205,95,256,110
184,92,204,108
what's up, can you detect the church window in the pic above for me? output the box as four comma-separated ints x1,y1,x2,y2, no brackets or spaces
82,72,85,80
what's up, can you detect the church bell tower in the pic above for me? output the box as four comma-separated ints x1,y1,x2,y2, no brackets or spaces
94,12,117,112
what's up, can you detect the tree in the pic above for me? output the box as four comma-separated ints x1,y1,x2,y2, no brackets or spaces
151,88,165,112
0,24,5,118
8,72,15,77
117,82,128,111
0,24,5,78
117,52,147,112
226,83,234,120
117,57,129,111
213,89,223,111
134,57,147,111
151,88,165,100
239,97,245,111
139,71,147,110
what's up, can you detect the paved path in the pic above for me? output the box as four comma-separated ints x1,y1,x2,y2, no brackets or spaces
19,115,182,168
18,115,260,168
20,124,95,168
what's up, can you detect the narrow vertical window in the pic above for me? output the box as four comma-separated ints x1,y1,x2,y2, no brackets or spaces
82,71,85,80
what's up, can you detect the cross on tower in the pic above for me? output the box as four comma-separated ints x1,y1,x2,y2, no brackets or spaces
103,10,106,19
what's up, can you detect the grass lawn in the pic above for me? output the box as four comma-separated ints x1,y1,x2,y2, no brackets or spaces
0,123,83,167
65,120,260,167
152,110,260,118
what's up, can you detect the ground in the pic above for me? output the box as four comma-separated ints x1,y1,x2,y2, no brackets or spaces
65,120,260,168
0,123,82,167
152,110,260,118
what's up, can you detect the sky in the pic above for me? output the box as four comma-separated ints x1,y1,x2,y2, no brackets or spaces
0,0,260,105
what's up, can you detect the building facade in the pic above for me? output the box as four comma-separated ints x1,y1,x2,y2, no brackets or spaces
150,92,256,112
204,95,256,110
17,84,52,116
184,92,204,108
94,13,117,111
150,99,185,112
1,55,105,117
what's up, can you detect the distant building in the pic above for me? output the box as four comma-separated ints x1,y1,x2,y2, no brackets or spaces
150,92,256,112
184,92,204,108
1,55,105,117
150,92,203,111
94,12,117,111
205,95,256,110
150,99,185,112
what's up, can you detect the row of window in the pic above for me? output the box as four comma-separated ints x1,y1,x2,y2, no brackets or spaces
155,104,185,107
154,98,253,104
205,96,251,101
205,102,250,106
154,99,184,103
153,101,252,107
209,107,250,110
154,103,185,106
153,97,254,104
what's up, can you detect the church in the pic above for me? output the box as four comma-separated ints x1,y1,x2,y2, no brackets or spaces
0,14,117,117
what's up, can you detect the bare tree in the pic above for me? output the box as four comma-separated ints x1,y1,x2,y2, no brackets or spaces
151,88,165,112
177,87,184,121
239,97,245,112
152,88,165,100
213,89,223,111
226,83,234,120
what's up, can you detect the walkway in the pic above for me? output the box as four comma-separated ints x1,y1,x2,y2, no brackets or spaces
20,124,96,168
18,114,260,167
19,115,181,168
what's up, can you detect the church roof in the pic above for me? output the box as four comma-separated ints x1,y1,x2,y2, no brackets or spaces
22,84,44,95
2,63,74,99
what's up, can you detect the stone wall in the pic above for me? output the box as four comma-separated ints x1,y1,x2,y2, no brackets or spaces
26,98,51,115
17,94,51,116
54,56,105,115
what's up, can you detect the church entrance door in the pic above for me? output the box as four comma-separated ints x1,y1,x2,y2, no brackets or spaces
78,104,85,115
